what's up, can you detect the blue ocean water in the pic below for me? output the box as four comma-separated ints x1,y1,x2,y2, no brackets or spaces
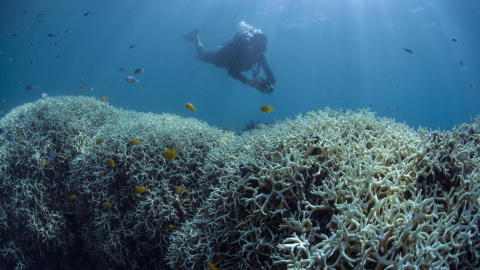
1,0,479,132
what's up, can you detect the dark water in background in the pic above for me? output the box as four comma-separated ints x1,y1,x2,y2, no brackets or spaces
0,0,479,132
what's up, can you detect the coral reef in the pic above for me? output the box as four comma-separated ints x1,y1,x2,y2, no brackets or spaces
167,110,480,269
0,96,235,269
1,96,479,269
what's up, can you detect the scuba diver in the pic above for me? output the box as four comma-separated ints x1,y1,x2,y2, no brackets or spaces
183,28,276,94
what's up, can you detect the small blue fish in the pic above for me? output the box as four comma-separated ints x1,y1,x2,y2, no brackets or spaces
40,92,48,99
47,150,56,159
50,42,58,48
125,76,139,83
47,33,56,37
0,128,5,135
403,48,413,54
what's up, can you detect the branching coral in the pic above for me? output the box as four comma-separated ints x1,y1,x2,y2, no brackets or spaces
0,96,235,269
167,109,480,269
0,97,479,269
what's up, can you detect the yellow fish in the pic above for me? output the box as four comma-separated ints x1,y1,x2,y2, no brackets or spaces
106,158,115,168
19,133,22,142
260,105,273,113
185,103,196,112
81,76,85,81
134,186,147,194
41,160,47,167
0,99,5,103
96,138,104,144
162,149,178,161
167,224,175,229
68,194,77,200
102,96,108,102
205,261,219,270
101,201,112,208
175,185,185,195
129,139,141,146
79,86,86,90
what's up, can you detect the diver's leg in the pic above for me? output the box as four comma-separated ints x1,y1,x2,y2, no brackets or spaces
199,52,219,64
183,29,224,67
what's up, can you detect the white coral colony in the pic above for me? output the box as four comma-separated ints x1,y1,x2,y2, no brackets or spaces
0,96,479,269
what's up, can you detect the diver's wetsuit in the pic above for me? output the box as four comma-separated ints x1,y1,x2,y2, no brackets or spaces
187,30,276,93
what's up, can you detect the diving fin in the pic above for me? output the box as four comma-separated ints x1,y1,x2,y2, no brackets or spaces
182,29,199,42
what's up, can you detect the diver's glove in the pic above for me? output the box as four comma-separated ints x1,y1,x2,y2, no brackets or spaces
248,77,274,94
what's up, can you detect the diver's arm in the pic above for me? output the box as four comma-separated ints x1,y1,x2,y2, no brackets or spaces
228,70,270,92
257,53,276,85
228,70,250,84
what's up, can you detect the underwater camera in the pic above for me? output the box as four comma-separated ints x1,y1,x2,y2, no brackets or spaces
263,82,274,93
267,83,274,92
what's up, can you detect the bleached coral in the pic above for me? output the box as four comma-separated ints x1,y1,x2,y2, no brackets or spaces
0,96,235,269
166,109,480,269
0,97,479,269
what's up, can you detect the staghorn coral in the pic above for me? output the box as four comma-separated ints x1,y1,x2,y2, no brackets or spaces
166,109,480,269
0,96,235,270
0,96,479,269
